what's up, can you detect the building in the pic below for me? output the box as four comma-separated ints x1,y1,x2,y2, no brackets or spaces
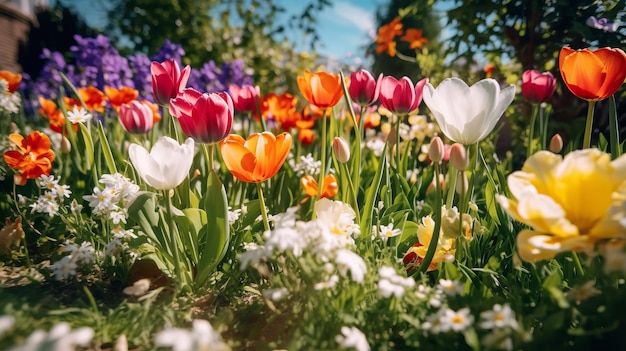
0,0,48,72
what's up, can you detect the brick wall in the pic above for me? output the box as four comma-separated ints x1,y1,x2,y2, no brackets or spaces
0,2,33,73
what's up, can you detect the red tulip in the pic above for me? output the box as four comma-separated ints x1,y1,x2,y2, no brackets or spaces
229,84,260,113
379,76,428,115
169,88,233,144
118,100,155,134
521,70,556,104
349,69,382,106
151,59,191,106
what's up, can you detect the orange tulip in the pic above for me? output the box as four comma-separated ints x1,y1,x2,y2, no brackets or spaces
220,132,292,183
559,47,626,101
297,70,343,109
77,86,106,113
0,70,22,93
301,174,338,198
105,86,139,110
3,131,55,185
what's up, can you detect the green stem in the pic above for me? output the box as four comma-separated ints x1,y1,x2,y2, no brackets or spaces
256,182,270,232
203,143,215,175
445,163,457,209
163,189,183,291
539,105,548,150
341,162,360,225
312,109,328,219
418,161,443,274
395,114,402,171
608,95,621,158
254,94,267,132
12,181,31,267
527,104,539,158
571,251,585,277
582,100,596,149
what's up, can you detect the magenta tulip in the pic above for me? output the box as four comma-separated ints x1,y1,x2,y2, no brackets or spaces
169,88,233,144
151,59,191,106
228,84,260,113
521,70,556,104
379,76,428,115
349,69,382,106
118,101,155,134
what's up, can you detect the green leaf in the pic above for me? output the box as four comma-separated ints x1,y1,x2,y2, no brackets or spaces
78,123,94,171
195,169,230,288
360,144,387,240
174,208,207,264
96,120,117,174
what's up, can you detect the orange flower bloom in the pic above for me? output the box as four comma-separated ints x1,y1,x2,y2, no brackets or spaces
105,86,139,110
301,174,338,198
78,86,106,113
38,97,66,133
298,128,315,145
375,18,403,57
0,70,22,93
297,70,343,109
261,92,301,130
3,131,55,185
400,28,429,49
484,63,495,78
220,132,292,183
559,47,626,101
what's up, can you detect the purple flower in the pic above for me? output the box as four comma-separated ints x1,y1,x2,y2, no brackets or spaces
586,16,619,32
129,54,154,101
151,39,185,64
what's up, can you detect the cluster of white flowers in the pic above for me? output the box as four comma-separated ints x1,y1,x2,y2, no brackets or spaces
29,175,72,217
377,266,415,298
288,153,322,176
227,204,247,225
6,322,93,351
0,80,21,114
335,326,370,351
423,307,474,333
154,319,230,351
364,136,386,157
371,223,401,241
240,198,366,286
51,241,96,280
399,115,438,143
83,173,139,224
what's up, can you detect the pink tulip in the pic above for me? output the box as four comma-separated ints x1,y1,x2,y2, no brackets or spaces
151,59,191,106
521,70,556,104
169,88,233,144
379,76,428,115
349,69,382,106
118,100,155,134
229,84,260,113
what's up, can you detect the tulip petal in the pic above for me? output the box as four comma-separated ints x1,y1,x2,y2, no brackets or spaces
516,229,590,262
221,140,257,183
129,143,164,189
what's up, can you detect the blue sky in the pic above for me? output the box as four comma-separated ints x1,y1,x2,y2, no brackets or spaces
278,0,382,64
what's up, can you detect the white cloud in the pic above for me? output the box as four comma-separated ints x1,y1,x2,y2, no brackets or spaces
332,1,376,33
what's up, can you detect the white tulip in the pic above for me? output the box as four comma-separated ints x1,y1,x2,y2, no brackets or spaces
422,78,515,145
129,136,195,190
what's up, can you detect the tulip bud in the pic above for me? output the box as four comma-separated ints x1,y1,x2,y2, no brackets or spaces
333,137,350,163
9,122,19,133
449,143,469,171
549,134,563,153
61,136,71,153
428,136,444,163
455,171,469,195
